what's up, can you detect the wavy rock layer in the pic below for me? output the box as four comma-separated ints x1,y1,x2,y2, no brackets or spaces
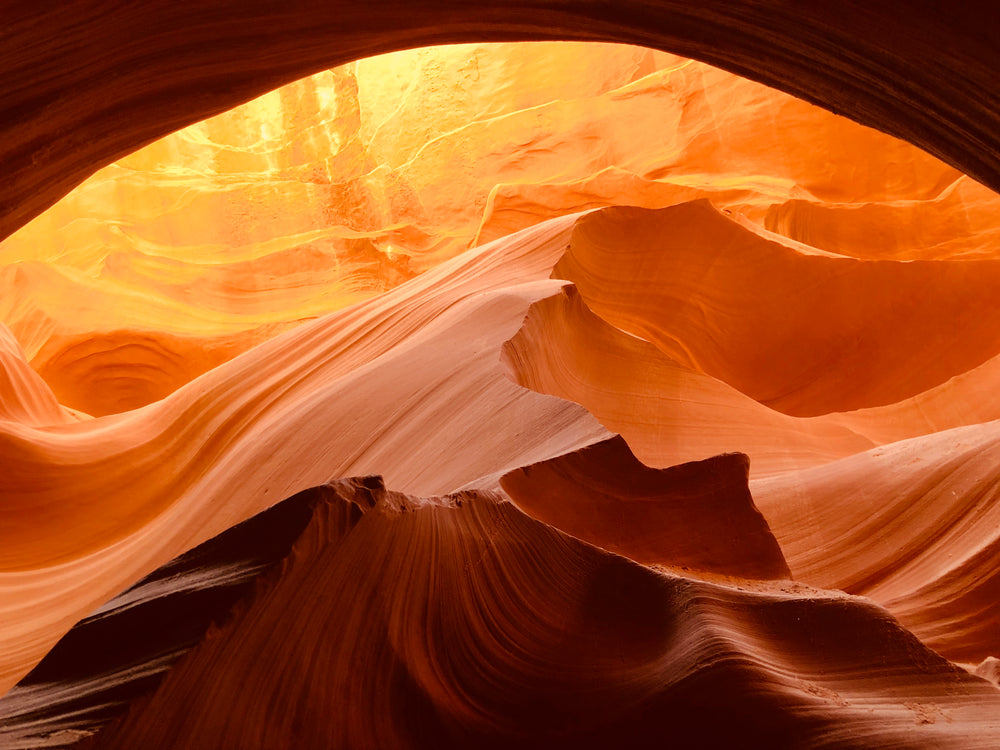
0,324,76,426
501,284,873,476
499,436,789,579
7,41,1000,413
504,225,1000,477
555,201,1000,417
0,488,321,748
66,477,1000,749
5,12,1000,747
4,193,1000,746
5,197,1000,705
0,213,612,694
752,423,1000,665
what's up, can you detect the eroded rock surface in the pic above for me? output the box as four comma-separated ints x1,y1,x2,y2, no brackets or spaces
2,28,1000,750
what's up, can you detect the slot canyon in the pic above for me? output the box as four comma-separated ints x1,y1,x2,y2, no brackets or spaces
2,4,1000,748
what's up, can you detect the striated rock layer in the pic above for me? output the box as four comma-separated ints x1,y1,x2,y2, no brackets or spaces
499,436,790,579
64,478,1000,748
554,201,1000,417
0,213,610,694
8,40,995,414
2,199,1000,746
4,10,1000,748
0,489,321,747
753,423,1000,666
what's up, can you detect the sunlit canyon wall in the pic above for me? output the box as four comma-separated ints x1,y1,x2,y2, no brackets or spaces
2,39,1000,749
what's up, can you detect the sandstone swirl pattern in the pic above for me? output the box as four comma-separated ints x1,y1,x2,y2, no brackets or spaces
1,27,1000,750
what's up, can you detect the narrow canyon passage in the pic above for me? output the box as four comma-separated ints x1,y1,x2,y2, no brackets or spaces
1,33,1000,750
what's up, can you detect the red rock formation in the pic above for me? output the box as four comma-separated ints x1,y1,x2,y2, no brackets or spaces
4,195,999,744
555,201,1000,416
0,213,612,693
10,42,986,413
71,478,1000,749
0,324,76,426
752,423,1000,665
500,436,789,579
501,284,874,476
3,6,1000,747
763,176,1000,261
0,484,321,746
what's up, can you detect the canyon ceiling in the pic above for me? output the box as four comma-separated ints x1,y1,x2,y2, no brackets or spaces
2,3,1000,749
4,1,1000,239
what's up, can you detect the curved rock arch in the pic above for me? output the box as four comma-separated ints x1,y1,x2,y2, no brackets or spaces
3,1,999,240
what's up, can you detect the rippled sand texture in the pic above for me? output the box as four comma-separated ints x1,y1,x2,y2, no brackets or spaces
2,39,1000,749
